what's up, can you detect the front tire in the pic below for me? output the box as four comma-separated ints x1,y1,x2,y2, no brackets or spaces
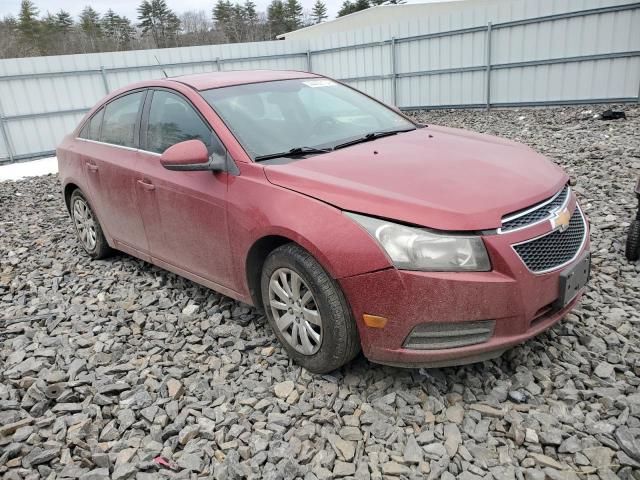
626,219,640,261
69,189,111,259
261,243,360,373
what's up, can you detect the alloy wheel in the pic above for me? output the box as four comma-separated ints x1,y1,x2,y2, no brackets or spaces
268,268,323,355
72,198,97,251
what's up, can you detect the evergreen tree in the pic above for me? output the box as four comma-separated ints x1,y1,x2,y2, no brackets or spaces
2,0,308,56
42,12,56,31
101,9,118,37
213,0,233,28
267,0,287,37
80,6,102,50
311,0,327,23
137,0,181,48
244,1,258,23
80,6,101,35
337,0,369,16
283,0,302,31
118,17,136,46
244,0,258,37
17,0,40,44
103,9,136,49
230,3,246,41
55,10,74,33
213,0,255,43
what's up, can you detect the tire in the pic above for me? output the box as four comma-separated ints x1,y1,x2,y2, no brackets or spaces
261,243,360,373
626,219,640,262
69,189,112,260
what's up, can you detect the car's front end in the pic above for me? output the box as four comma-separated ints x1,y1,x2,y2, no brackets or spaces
201,73,590,369
339,184,590,367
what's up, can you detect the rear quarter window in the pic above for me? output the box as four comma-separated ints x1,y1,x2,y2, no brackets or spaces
79,108,104,141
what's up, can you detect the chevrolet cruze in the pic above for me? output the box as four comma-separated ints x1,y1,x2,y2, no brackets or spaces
57,70,590,373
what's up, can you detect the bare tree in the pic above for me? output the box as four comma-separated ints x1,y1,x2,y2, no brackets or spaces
0,16,22,58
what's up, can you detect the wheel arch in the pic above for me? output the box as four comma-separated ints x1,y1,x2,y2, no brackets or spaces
244,231,339,310
245,235,295,309
63,182,113,249
63,182,80,212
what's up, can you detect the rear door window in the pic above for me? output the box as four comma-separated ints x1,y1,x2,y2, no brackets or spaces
79,108,104,141
100,91,144,148
145,90,224,157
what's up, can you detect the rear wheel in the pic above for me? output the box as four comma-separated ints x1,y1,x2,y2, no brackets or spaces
261,243,360,373
626,219,640,261
70,189,111,259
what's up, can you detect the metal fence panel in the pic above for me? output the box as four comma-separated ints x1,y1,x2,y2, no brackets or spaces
0,0,639,163
491,56,640,104
490,8,640,63
7,113,84,158
397,70,487,108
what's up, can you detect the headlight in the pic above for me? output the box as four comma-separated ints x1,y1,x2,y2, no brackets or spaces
346,212,491,272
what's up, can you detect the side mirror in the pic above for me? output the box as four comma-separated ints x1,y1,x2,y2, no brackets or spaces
160,139,225,172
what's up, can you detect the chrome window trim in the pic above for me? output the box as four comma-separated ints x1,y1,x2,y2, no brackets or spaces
510,204,588,275
77,137,161,156
498,185,571,235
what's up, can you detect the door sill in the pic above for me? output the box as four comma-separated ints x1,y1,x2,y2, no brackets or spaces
113,240,152,263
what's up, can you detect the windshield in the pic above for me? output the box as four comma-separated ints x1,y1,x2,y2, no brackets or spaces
200,78,415,160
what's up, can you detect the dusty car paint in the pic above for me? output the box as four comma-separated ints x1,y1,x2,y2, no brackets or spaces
57,70,590,368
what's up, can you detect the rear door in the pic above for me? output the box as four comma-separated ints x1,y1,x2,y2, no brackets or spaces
80,90,150,259
135,88,234,288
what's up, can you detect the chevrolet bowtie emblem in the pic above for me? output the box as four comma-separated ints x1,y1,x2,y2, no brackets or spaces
551,206,571,232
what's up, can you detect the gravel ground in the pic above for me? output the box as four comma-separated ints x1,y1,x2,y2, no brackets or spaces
1,105,639,480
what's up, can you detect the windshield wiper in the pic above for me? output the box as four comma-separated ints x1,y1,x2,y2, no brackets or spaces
333,128,416,150
254,146,332,162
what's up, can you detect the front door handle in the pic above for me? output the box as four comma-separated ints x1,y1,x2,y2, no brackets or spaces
137,179,155,191
86,162,98,172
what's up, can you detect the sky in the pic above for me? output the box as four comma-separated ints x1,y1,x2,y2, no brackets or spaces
0,0,453,24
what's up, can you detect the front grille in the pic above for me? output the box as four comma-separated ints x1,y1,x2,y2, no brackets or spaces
403,320,495,350
513,207,586,273
501,185,570,233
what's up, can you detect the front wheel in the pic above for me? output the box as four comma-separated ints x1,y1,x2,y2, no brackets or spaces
261,243,360,373
70,189,112,259
626,219,640,261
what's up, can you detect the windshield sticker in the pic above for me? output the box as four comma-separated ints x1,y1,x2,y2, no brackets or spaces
302,79,336,88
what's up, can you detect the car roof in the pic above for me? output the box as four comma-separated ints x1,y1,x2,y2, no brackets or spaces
168,70,320,91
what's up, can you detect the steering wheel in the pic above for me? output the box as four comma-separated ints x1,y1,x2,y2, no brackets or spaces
310,116,338,134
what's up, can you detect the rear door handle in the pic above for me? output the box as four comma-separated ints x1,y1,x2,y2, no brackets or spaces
86,162,98,172
137,179,155,191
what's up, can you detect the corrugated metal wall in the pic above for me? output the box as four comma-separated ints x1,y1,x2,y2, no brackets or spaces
0,41,309,162
0,0,638,163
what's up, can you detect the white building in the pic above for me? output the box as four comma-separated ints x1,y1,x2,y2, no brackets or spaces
278,0,478,41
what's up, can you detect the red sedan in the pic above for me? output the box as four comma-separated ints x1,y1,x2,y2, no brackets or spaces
57,70,590,373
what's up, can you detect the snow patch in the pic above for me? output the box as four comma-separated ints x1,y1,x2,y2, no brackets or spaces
0,157,58,182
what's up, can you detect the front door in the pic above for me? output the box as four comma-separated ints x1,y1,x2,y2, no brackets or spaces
80,90,150,259
134,89,234,289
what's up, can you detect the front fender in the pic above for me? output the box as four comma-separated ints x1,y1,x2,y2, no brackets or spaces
227,163,392,298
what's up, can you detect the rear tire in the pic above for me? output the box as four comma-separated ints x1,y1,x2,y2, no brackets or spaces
626,219,640,261
69,189,112,260
261,243,360,374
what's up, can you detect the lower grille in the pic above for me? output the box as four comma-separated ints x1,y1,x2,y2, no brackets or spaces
403,320,495,350
513,207,586,273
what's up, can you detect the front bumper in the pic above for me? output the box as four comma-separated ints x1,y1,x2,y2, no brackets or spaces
339,205,590,368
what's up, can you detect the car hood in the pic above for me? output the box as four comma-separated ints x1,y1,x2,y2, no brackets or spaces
263,125,567,231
